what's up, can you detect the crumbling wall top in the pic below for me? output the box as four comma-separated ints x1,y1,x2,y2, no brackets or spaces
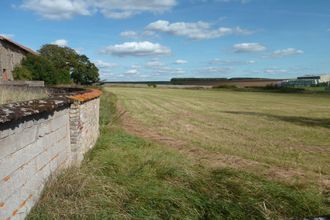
0,87,102,124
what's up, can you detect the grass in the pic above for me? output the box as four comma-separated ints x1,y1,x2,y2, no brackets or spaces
0,86,48,105
27,89,329,219
109,87,330,190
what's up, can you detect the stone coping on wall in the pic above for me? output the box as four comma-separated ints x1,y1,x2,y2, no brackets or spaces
69,89,102,102
0,88,102,124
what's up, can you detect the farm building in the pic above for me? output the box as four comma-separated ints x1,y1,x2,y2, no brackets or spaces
284,74,330,87
0,36,37,81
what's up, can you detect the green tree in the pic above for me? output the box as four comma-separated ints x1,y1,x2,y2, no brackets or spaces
13,54,57,84
39,45,99,85
39,45,75,84
14,45,99,85
71,55,99,85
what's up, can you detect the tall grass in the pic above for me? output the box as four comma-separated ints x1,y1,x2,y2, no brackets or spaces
27,91,328,219
0,86,48,105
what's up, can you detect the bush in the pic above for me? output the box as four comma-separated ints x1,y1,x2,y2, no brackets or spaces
13,65,32,80
213,84,237,89
14,54,58,85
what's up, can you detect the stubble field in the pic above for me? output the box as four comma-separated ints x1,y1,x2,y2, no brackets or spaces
110,87,330,191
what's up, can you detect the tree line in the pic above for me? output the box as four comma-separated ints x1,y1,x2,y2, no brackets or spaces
14,44,99,85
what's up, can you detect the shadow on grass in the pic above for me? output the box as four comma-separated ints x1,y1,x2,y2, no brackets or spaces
223,111,330,129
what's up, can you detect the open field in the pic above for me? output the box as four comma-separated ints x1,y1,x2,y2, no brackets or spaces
110,87,330,191
0,86,48,105
27,89,329,219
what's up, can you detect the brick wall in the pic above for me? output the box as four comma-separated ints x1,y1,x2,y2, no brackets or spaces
0,89,101,219
70,98,100,165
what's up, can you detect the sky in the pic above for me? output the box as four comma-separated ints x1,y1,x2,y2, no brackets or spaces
1,0,330,81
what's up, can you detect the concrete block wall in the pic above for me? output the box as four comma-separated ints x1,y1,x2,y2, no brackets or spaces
0,89,101,219
0,109,71,220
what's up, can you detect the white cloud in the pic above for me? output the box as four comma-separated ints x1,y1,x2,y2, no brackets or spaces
131,64,142,69
96,0,177,19
94,60,117,69
197,66,231,74
263,68,288,74
73,47,84,54
143,30,158,37
100,41,171,56
120,31,139,38
120,30,158,39
233,43,266,53
146,20,253,40
209,58,256,65
272,48,304,58
21,0,92,20
52,39,68,47
125,69,139,75
216,0,251,3
247,60,256,64
327,28,330,32
174,59,188,64
154,66,185,75
145,60,164,67
194,0,250,3
0,34,15,39
21,0,177,20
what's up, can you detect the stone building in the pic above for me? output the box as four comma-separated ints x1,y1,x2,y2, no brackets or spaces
0,36,38,81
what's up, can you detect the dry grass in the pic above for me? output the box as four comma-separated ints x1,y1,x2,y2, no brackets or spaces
107,87,330,192
0,86,48,105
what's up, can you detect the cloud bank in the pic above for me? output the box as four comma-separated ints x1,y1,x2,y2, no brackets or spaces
21,0,177,20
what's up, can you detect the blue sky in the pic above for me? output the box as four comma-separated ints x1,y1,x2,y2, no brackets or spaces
1,0,330,81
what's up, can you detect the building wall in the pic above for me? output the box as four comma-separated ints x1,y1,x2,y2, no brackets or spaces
0,94,101,219
319,75,330,83
0,41,27,81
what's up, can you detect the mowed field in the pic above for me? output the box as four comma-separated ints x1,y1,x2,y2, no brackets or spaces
28,89,330,219
109,87,330,191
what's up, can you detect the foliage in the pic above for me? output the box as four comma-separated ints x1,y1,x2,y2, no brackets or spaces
213,84,238,89
13,65,32,80
27,91,328,219
13,54,58,84
39,44,99,85
147,83,157,88
71,55,99,85
171,77,228,85
14,45,99,85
